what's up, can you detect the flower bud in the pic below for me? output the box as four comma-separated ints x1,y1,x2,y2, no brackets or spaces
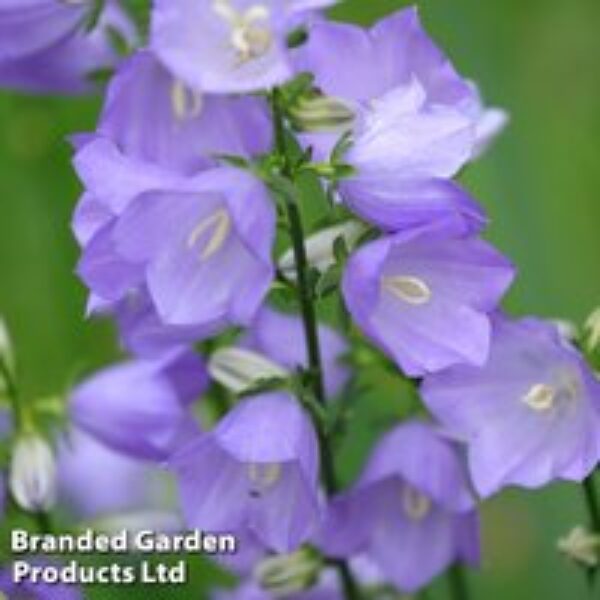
9,434,57,513
279,221,365,280
208,347,288,394
254,548,322,598
584,307,600,353
557,525,600,568
0,316,14,395
289,94,355,133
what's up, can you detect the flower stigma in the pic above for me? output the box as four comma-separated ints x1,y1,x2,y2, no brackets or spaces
170,79,203,121
383,275,432,306
213,0,273,63
247,462,282,497
187,208,231,261
401,485,431,521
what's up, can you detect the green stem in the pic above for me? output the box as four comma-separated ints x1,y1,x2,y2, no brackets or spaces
270,89,361,600
582,474,600,533
0,355,24,430
447,563,470,600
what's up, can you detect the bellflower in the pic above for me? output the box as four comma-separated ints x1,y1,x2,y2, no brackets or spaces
172,392,321,553
342,221,514,376
422,316,600,497
151,0,336,95
321,422,479,593
97,50,272,175
109,167,275,328
57,426,168,520
241,307,350,398
0,1,135,94
70,350,206,461
295,8,506,232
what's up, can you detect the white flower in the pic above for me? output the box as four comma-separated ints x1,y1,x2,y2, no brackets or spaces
10,435,57,513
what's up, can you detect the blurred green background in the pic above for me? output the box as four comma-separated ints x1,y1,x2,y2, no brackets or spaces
0,0,599,598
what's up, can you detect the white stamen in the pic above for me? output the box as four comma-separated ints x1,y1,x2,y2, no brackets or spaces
401,485,431,521
213,0,273,62
187,208,231,260
383,276,432,306
522,383,556,412
248,463,282,496
170,79,203,121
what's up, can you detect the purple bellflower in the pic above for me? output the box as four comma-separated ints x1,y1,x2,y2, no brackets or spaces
422,316,600,497
0,560,82,600
295,8,506,233
57,426,168,520
320,421,479,593
172,392,321,553
97,50,272,175
0,1,135,94
151,0,336,95
342,221,514,376
240,307,350,399
70,350,206,462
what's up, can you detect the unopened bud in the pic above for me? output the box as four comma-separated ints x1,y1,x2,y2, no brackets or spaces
279,221,365,280
557,525,600,568
0,317,14,391
584,307,600,353
289,95,355,133
10,434,57,513
208,348,288,394
254,548,322,598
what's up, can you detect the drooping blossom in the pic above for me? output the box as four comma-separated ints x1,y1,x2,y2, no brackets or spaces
111,167,276,328
151,0,336,95
422,316,600,497
70,350,207,461
172,392,321,553
239,307,350,399
0,1,135,94
57,426,170,521
320,421,479,593
294,8,506,233
342,221,514,376
97,50,272,175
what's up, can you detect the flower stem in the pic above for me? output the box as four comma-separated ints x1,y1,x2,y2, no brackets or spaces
582,474,600,533
447,563,470,600
270,89,361,600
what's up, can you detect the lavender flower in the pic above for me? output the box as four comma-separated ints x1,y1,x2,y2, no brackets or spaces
57,426,168,520
0,560,82,599
70,350,206,461
0,1,135,94
342,221,514,376
172,392,321,553
240,307,350,398
422,316,600,497
151,0,335,94
97,50,272,175
320,422,479,593
111,167,275,328
295,8,505,233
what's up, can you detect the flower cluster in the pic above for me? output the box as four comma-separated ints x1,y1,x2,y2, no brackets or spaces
1,1,600,599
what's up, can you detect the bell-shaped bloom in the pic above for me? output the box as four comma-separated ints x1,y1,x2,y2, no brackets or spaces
151,0,335,94
110,167,275,327
240,307,350,399
70,350,207,461
320,422,479,593
172,392,321,553
97,50,272,175
57,426,169,520
342,221,514,376
422,316,600,497
294,8,506,233
0,1,135,94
